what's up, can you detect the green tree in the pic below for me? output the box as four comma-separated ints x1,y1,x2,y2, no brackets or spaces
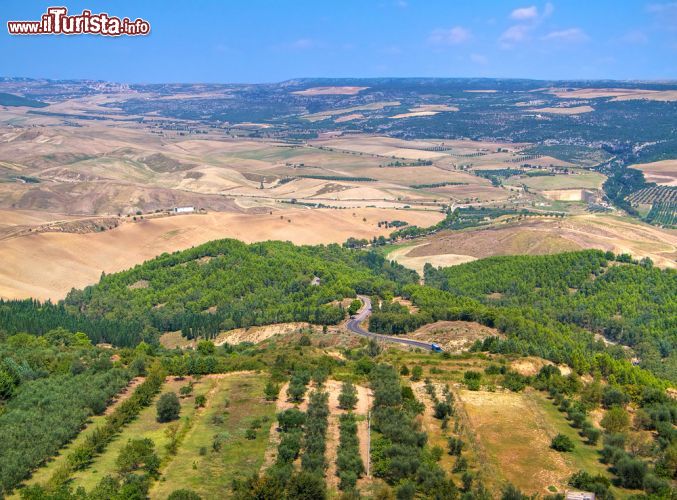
115,438,160,476
196,340,215,355
615,456,647,489
601,406,630,434
348,299,362,316
157,392,181,423
286,471,327,499
264,380,280,401
551,434,575,452
338,381,358,410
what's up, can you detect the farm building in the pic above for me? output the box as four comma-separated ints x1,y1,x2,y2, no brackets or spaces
172,206,195,214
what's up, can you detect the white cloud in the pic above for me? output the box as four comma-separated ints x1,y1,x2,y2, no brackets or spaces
542,28,589,43
510,6,538,20
647,2,677,30
499,24,531,47
620,30,649,44
428,26,471,45
470,53,489,65
543,2,555,18
290,38,315,49
647,2,677,13
272,38,320,51
381,45,403,55
500,2,554,48
509,2,553,21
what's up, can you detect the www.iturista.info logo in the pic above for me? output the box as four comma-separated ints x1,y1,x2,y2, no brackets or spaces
7,7,151,36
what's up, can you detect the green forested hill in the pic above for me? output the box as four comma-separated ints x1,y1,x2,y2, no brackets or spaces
416,250,676,382
64,239,418,340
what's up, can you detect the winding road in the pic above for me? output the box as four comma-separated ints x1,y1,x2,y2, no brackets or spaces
345,295,438,351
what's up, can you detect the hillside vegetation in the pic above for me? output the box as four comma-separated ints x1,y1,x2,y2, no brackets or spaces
421,251,676,382
64,239,417,340
0,242,675,498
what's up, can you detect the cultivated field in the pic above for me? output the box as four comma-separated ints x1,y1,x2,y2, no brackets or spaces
631,159,677,186
392,214,677,270
0,207,444,300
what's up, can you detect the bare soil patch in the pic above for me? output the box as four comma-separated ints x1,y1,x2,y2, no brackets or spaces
213,323,319,346
408,321,503,353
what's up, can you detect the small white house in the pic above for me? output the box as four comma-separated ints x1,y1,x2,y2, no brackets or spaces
173,206,195,214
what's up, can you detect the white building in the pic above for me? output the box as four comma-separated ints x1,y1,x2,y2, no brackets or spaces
173,206,195,214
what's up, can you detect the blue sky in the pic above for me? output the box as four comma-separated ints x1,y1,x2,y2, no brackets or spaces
1,1,676,82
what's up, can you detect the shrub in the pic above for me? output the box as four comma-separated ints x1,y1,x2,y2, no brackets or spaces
168,489,202,500
642,473,670,496
338,381,358,410
502,371,528,392
286,471,327,499
264,380,279,401
429,445,443,462
157,392,181,423
464,371,482,390
410,365,423,382
568,471,612,500
551,434,575,452
277,430,302,464
615,456,647,489
179,383,193,397
602,386,629,409
277,408,306,432
581,426,601,445
245,429,257,440
501,484,528,500
453,456,468,472
396,480,416,500
115,438,159,476
447,437,464,456
433,401,452,420
601,406,629,433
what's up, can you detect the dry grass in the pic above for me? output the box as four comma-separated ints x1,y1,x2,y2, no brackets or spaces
387,244,477,275
458,388,577,494
403,215,677,269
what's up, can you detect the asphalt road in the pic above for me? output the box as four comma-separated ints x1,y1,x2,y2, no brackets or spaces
345,295,437,351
